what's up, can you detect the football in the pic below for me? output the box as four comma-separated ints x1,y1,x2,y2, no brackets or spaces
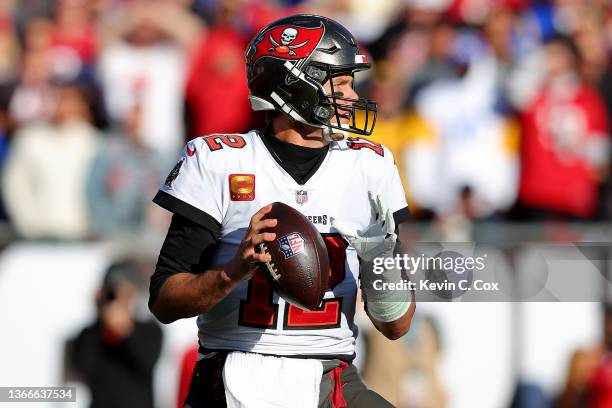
257,202,329,311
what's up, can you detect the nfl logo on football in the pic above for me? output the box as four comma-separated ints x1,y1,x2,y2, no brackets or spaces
278,232,305,259
295,190,308,205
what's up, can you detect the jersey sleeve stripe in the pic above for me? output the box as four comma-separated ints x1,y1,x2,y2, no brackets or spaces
153,190,222,237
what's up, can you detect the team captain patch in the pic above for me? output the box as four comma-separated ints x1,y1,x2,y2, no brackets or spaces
229,174,255,201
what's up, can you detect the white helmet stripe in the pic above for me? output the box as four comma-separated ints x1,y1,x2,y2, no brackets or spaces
270,91,319,127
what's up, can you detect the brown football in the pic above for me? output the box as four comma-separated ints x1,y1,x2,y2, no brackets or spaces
257,202,329,311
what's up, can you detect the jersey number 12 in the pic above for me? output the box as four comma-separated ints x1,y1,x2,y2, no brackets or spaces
238,234,347,330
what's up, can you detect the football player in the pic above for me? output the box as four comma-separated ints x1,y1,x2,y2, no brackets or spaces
149,14,415,408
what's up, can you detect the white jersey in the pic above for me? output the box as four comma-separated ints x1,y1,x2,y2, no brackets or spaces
157,130,408,358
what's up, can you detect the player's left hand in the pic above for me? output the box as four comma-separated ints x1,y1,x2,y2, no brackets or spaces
227,204,277,283
331,192,396,262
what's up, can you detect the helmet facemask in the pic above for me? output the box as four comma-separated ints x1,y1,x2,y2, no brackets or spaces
245,14,378,138
307,64,377,137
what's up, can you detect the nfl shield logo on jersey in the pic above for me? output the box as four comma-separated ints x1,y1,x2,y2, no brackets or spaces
278,232,305,259
295,190,308,205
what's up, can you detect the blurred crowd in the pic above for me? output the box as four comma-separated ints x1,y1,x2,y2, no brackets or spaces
362,0,612,239
0,0,610,240
0,2,610,408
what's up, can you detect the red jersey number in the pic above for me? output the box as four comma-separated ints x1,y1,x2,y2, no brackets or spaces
238,234,348,329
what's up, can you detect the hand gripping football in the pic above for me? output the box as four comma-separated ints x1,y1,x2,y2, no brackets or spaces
256,202,329,310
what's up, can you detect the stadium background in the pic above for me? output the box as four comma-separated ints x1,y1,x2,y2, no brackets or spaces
0,0,610,407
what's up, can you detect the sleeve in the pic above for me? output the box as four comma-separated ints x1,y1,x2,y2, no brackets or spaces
148,213,220,310
153,140,224,227
377,149,411,226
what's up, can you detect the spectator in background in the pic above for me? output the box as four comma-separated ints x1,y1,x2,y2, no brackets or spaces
360,311,446,408
558,303,612,408
368,0,452,93
86,103,166,237
584,303,612,407
400,315,446,408
0,7,19,169
2,81,101,239
98,0,201,165
47,0,104,100
69,259,163,408
570,9,612,219
408,19,462,100
3,11,108,133
517,35,610,220
0,6,20,83
10,0,55,32
184,0,254,138
6,18,56,126
401,17,520,223
601,15,612,219
50,0,98,66
301,0,398,44
363,66,413,201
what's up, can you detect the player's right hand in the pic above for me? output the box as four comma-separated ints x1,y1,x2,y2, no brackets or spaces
227,204,277,282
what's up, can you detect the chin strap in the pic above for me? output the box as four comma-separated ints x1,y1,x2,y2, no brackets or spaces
322,125,349,142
